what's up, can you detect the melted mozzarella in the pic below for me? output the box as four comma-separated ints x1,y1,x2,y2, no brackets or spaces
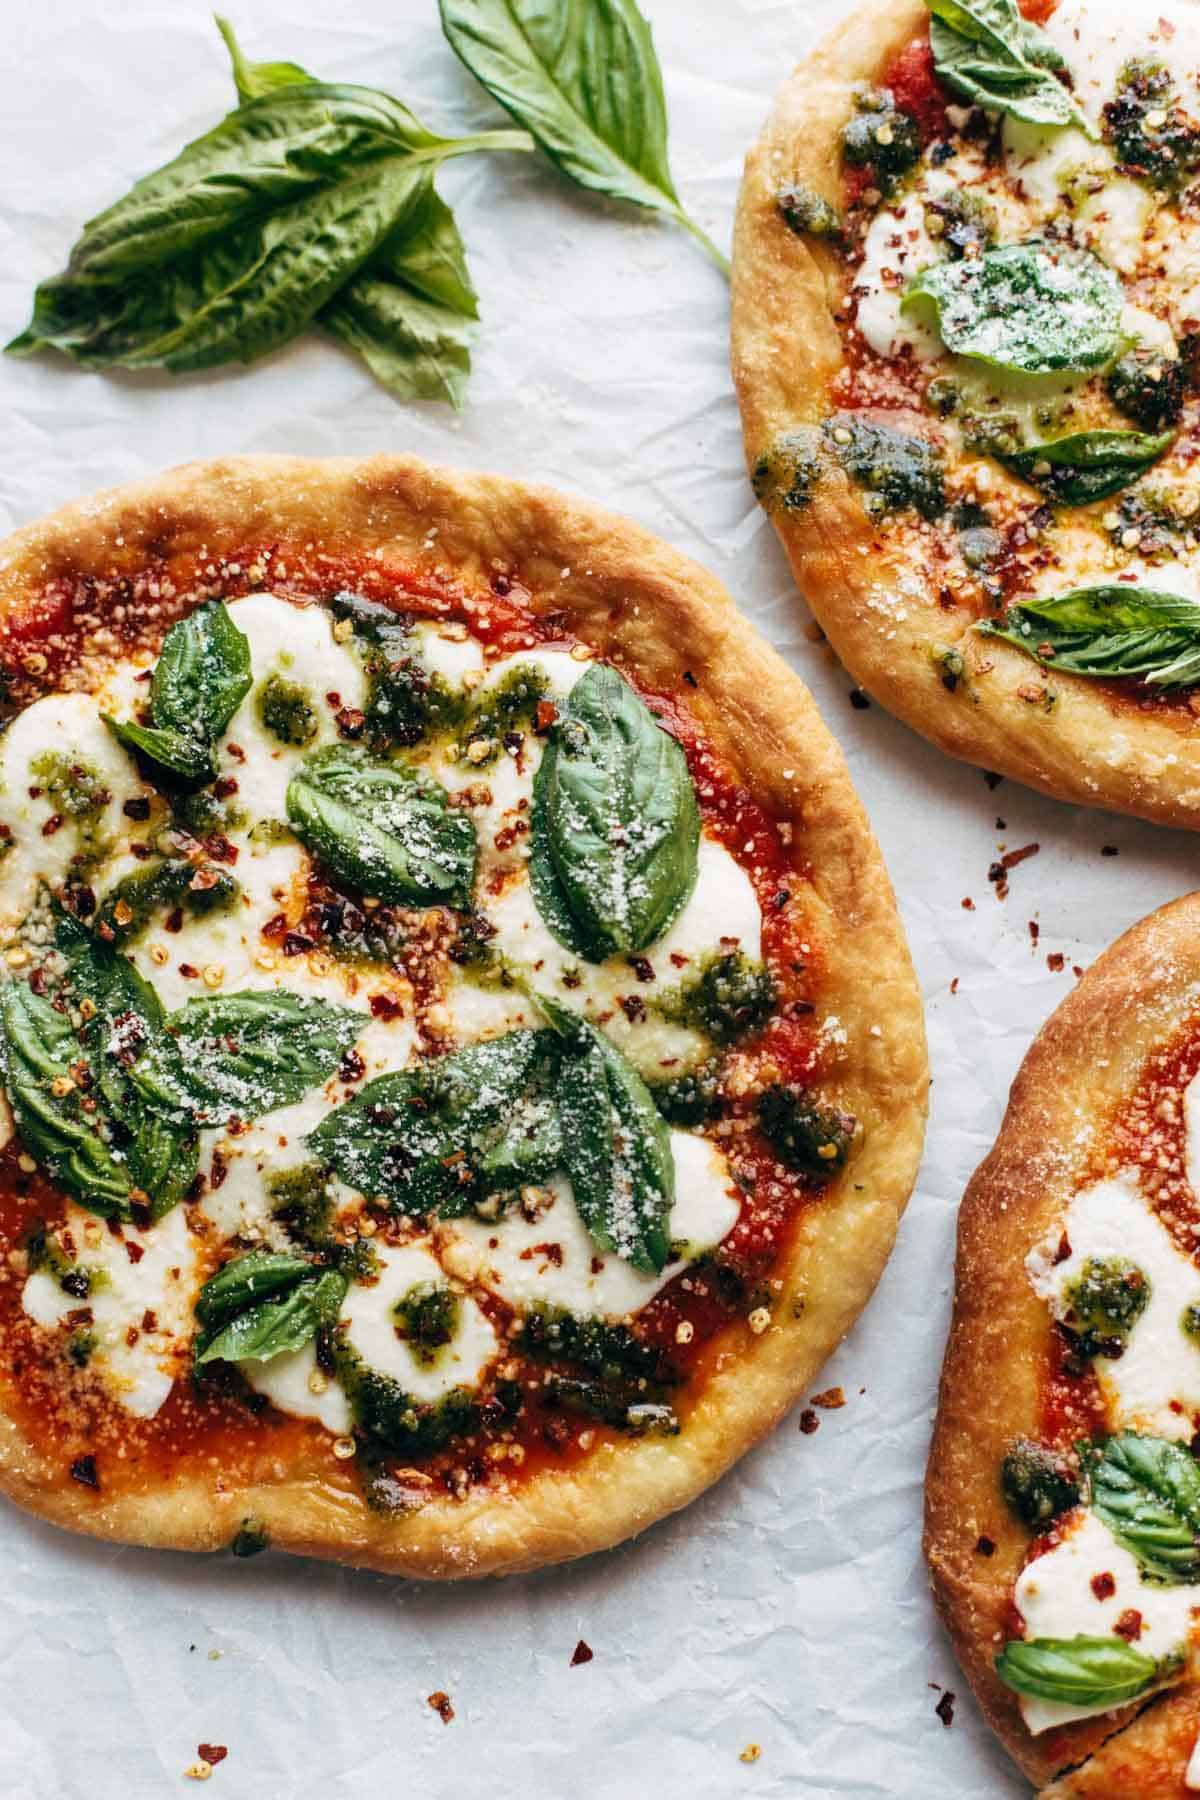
219,593,367,822
1028,1173,1200,1440
855,193,944,363
1037,0,1200,131
439,1130,740,1319
0,690,149,935
340,1242,498,1403
242,1340,352,1434
1015,1509,1198,1734
22,1203,199,1418
410,622,485,685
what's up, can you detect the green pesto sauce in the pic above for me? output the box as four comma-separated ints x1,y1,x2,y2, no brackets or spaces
655,951,773,1048
266,1162,333,1245
230,1517,271,1557
94,856,238,945
840,87,920,194
391,1279,459,1369
1064,1253,1150,1352
257,673,320,747
30,751,110,844
758,1085,854,1181
336,1338,480,1458
1000,1438,1081,1529
649,1059,722,1128
454,664,550,769
1104,59,1200,192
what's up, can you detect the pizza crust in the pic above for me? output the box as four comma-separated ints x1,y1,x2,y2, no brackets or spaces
730,0,1200,831
0,453,927,1578
925,890,1200,1786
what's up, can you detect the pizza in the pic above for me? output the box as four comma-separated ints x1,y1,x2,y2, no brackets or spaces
733,0,1200,829
927,892,1200,1794
0,454,926,1578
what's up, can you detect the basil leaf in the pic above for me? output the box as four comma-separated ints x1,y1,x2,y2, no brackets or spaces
0,983,135,1219
194,1250,346,1366
308,1029,563,1215
1092,1433,1200,1582
539,995,674,1273
286,743,477,909
104,601,251,783
438,0,727,272
904,243,1125,375
1002,429,1175,504
53,908,199,1218
530,664,699,962
926,0,1092,134
130,991,361,1124
995,1635,1160,1707
215,16,314,104
151,602,251,742
194,1249,319,1331
322,181,479,408
981,585,1200,689
102,717,216,782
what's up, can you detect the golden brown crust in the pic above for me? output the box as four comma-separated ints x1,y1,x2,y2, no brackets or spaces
1039,1688,1200,1798
730,1,1200,830
0,453,928,1578
926,891,1200,1786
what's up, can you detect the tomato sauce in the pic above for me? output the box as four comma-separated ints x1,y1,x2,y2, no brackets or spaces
0,548,847,1513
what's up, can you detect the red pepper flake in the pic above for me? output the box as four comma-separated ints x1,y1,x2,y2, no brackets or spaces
70,1455,99,1489
369,993,403,1021
179,963,199,980
1028,920,1039,945
125,1240,145,1264
961,898,975,912
1115,1608,1144,1641
282,932,314,958
810,1387,845,1409
798,1409,819,1435
570,1640,594,1667
1047,952,1065,973
1091,1571,1116,1600
427,1692,454,1724
935,1691,955,1729
975,1536,996,1557
122,796,151,821
198,1745,228,1767
535,699,559,732
1052,1233,1072,1266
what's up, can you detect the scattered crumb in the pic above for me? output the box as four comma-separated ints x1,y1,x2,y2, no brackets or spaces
197,1747,227,1768
427,1692,455,1725
810,1386,845,1409
994,817,1005,830
849,688,870,710
183,1765,212,1784
935,1691,956,1729
1047,952,1065,973
1028,920,1039,945
984,771,1003,790
961,897,975,912
799,1409,819,1434
571,1640,594,1667
949,977,959,995
740,1744,762,1764
1100,845,1119,857
988,842,1039,900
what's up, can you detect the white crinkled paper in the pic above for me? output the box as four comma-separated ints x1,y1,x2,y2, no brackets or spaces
2,1,1192,1793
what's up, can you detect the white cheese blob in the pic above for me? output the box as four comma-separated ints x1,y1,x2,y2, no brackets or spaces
241,1340,352,1434
410,622,485,686
439,1130,740,1319
855,193,945,363
1028,1173,1200,1441
339,1241,499,1403
1036,0,1200,132
22,1203,199,1418
1014,1508,1198,1734
0,690,149,935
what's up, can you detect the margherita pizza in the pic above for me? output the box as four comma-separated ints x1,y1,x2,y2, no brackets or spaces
733,0,1200,829
0,455,926,1578
928,892,1200,1793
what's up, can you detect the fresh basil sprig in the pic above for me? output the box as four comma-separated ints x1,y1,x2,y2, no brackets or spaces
904,243,1125,375
530,664,699,963
1092,1433,1200,1582
104,601,251,783
438,0,727,273
130,990,361,1124
995,1635,1161,1708
1002,429,1175,505
981,586,1200,689
924,0,1092,135
213,23,482,408
539,995,675,1274
286,743,477,909
193,1249,347,1366
308,1028,564,1216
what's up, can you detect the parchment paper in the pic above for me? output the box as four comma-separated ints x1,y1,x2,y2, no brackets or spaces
1,2,1188,1792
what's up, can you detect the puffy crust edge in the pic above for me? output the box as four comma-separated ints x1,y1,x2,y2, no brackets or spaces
729,0,1200,830
925,890,1200,1785
0,452,928,1578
